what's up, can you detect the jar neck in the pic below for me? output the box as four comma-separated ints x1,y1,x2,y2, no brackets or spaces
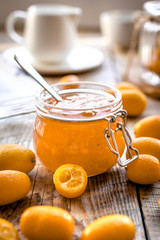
36,82,122,122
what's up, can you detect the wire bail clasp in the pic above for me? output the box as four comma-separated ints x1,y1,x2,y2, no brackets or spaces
104,110,139,167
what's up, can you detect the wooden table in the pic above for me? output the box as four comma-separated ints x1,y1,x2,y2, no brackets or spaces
0,31,160,240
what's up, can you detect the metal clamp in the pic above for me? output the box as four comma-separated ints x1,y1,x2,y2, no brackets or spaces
104,110,139,167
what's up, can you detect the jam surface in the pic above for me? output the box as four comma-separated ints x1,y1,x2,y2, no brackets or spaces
45,92,115,120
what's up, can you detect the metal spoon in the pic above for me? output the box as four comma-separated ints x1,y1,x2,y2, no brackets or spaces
14,54,63,102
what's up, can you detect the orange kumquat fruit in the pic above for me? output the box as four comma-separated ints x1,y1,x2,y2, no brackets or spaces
53,164,88,198
20,206,74,240
0,218,19,240
80,214,136,240
59,75,80,89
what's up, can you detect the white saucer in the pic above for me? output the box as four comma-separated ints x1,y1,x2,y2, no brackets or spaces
2,45,104,75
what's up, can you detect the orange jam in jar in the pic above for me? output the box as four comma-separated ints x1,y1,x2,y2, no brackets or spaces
33,82,125,176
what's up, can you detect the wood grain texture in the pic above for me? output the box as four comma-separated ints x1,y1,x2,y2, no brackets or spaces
0,114,146,240
125,92,160,240
138,183,160,240
0,33,160,240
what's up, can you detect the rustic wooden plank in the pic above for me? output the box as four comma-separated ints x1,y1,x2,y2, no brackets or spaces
0,113,146,240
115,45,160,240
125,96,160,240
0,114,38,239
138,183,160,240
0,165,38,239
126,93,160,240
127,108,160,240
2,37,160,239
70,166,145,240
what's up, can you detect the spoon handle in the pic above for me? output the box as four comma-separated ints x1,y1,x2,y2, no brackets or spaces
14,54,63,102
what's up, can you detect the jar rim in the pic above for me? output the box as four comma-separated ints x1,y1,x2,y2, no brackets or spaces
36,82,122,122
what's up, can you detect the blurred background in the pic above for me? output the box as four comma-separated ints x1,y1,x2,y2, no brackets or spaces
0,0,147,30
1,0,160,99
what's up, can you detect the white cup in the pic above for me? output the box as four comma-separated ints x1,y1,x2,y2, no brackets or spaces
100,10,136,50
6,4,82,63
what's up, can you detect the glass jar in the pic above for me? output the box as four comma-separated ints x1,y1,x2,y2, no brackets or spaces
139,1,160,97
33,82,137,177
